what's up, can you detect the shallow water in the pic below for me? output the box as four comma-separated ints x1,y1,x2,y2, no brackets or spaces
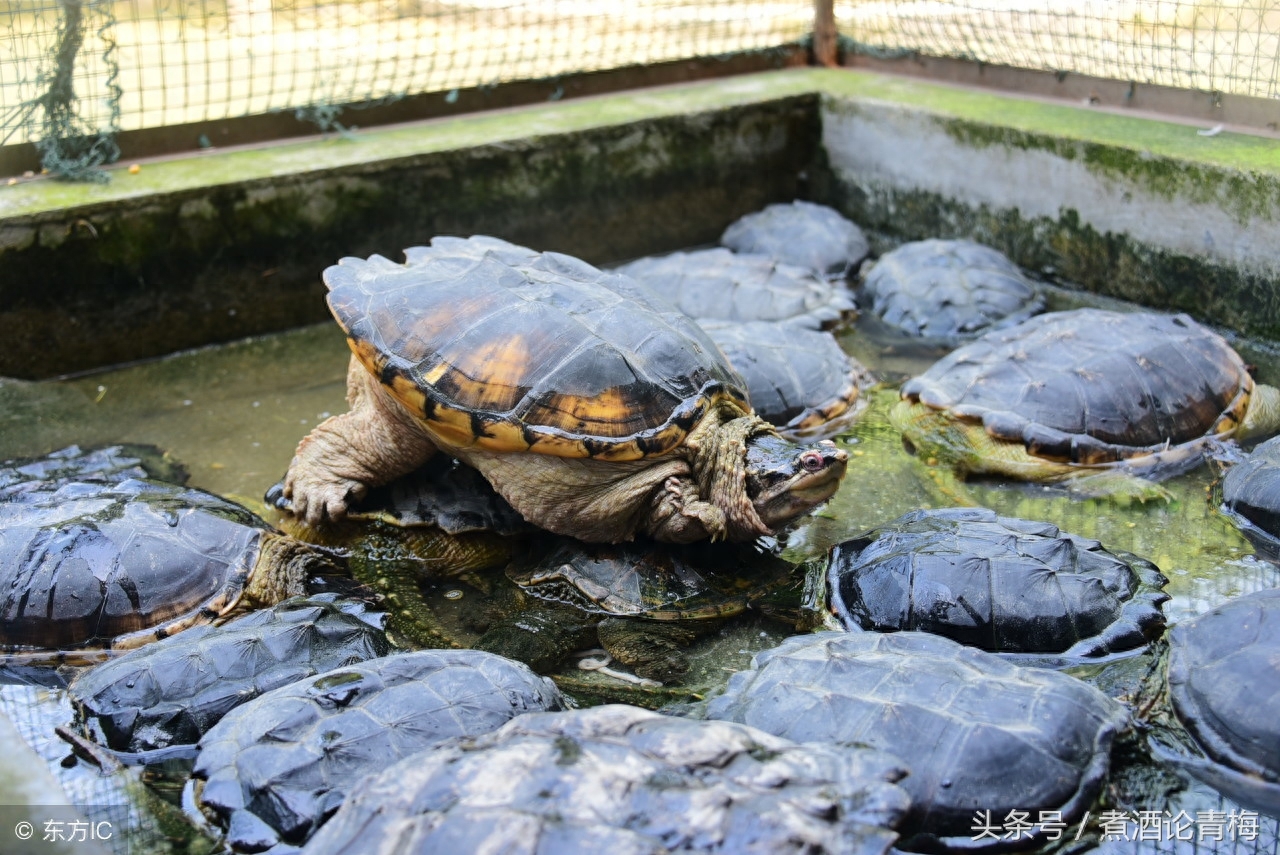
3,284,1280,852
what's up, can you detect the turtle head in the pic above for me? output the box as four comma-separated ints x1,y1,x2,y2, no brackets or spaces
744,434,848,528
1240,383,1280,442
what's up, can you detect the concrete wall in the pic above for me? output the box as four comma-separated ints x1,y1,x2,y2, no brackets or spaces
2,68,1277,379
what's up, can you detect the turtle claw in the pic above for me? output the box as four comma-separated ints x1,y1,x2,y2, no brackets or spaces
283,474,364,527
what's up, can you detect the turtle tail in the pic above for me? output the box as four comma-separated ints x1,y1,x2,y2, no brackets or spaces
1240,383,1280,442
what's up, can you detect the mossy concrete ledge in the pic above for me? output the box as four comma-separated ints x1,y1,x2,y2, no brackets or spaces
0,79,822,380
2,67,1280,379
812,76,1280,340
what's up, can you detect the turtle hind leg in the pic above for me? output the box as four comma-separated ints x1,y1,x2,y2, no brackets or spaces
597,617,721,683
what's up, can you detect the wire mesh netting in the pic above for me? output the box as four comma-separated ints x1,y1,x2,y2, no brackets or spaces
838,1,1280,101
2,1,1280,180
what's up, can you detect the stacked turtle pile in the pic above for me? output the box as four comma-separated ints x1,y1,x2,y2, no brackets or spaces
618,201,874,441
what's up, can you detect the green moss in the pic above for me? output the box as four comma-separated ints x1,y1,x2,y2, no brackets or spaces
932,115,1280,226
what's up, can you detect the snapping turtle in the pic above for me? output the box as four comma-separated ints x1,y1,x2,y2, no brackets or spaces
282,236,847,543
891,309,1280,497
474,538,798,683
706,631,1128,852
193,649,565,852
0,443,187,500
720,200,871,279
823,507,1169,658
1221,434,1280,559
861,239,1043,341
69,594,389,755
0,479,337,668
615,246,857,329
303,704,910,855
1139,588,1280,815
701,319,875,441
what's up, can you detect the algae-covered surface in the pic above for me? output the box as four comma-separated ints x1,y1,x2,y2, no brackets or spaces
2,277,1280,851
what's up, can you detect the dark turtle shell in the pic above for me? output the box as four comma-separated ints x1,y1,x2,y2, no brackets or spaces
327,235,748,461
720,200,870,279
0,443,187,501
193,649,565,851
861,239,1043,341
1164,588,1280,813
615,247,856,329
0,479,270,655
69,595,389,755
269,455,532,537
303,704,910,855
826,507,1169,658
706,631,1128,851
701,319,874,440
900,309,1255,465
506,538,797,620
1221,435,1280,559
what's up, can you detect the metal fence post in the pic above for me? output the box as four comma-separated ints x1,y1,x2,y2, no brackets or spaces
813,0,838,67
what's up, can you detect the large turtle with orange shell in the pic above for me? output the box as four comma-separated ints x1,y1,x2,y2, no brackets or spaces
282,236,847,543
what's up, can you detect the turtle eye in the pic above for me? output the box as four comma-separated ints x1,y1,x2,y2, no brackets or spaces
800,451,826,472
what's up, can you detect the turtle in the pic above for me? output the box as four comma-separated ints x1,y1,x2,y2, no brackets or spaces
1220,434,1280,560
1137,588,1280,816
859,239,1044,342
302,703,911,855
269,457,542,653
891,309,1280,498
614,246,857,329
0,443,188,501
820,507,1170,659
473,537,800,684
281,235,847,543
192,649,566,852
269,454,532,539
0,478,339,669
705,631,1129,853
719,200,871,279
700,319,875,441
68,594,389,756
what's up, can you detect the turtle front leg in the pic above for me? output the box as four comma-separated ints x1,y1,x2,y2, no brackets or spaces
644,475,728,543
284,356,438,526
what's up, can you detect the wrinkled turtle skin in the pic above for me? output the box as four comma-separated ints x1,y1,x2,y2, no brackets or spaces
0,479,336,668
706,631,1128,853
892,309,1280,497
861,239,1043,342
283,236,847,544
0,443,188,501
475,537,799,683
616,246,857,329
823,507,1169,658
720,200,871,279
1138,589,1280,816
69,594,388,755
193,649,565,852
701,319,875,441
1220,434,1280,560
303,704,910,855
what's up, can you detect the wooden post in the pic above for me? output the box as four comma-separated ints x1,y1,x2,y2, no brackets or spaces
813,0,838,67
